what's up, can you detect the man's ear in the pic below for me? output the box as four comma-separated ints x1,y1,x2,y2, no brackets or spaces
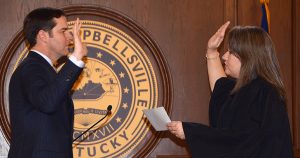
36,30,49,43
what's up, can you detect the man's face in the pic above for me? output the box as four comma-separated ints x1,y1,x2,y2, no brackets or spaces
47,16,72,59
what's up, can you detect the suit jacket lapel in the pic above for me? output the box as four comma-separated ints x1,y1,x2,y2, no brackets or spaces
27,51,72,133
27,51,57,75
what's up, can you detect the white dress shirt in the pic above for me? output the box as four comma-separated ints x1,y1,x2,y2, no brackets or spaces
31,50,85,69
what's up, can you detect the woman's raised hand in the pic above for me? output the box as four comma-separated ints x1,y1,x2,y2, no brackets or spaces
207,21,230,54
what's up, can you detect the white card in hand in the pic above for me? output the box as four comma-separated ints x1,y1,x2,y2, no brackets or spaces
143,107,171,131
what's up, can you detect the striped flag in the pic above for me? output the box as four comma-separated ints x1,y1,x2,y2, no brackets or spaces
260,0,270,33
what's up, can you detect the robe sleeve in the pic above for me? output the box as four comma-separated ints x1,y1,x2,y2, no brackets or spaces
182,79,293,158
209,77,235,127
182,122,247,157
182,77,239,157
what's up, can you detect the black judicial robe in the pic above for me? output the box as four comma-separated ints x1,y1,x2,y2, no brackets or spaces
182,77,293,158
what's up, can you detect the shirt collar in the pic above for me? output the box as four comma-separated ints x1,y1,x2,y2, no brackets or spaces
31,50,54,67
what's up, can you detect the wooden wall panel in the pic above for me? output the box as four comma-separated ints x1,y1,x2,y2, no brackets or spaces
146,0,225,156
0,0,224,157
293,0,300,156
0,0,298,157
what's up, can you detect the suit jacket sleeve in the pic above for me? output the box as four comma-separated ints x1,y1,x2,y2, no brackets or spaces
21,59,83,114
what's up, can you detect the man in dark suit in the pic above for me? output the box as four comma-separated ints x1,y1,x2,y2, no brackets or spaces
8,7,87,158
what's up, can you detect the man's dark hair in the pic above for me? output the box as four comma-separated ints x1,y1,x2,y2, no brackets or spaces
23,7,65,48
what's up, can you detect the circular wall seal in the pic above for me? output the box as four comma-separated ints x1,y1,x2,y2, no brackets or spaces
0,5,172,158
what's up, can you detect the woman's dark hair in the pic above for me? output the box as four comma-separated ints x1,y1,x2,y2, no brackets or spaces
23,7,65,48
228,26,286,100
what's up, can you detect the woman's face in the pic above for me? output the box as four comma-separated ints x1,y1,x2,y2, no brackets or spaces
222,50,241,78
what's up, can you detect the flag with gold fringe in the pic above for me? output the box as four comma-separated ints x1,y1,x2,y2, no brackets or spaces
260,0,270,33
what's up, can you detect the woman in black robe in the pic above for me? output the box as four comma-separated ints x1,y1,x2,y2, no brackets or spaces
167,22,293,158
